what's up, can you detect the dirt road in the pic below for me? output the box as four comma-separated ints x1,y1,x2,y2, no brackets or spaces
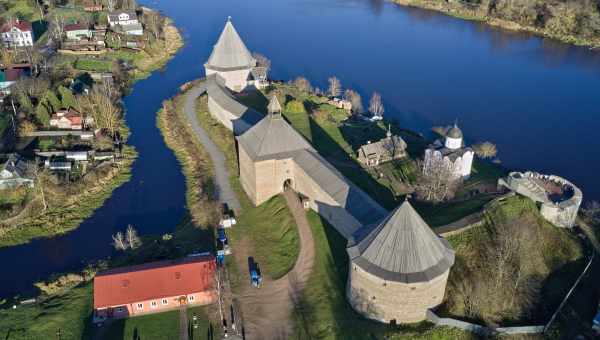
235,190,315,340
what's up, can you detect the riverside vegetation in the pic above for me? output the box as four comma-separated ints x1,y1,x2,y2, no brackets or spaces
0,0,183,247
391,0,600,48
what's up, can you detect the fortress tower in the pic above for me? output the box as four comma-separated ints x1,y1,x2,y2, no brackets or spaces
346,200,455,323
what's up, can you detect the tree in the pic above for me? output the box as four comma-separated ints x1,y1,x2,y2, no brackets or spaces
42,90,61,112
23,46,43,74
143,10,163,40
58,86,76,109
107,0,116,11
252,53,271,74
18,120,37,137
292,76,312,93
50,14,65,41
327,76,342,98
473,142,498,159
81,88,121,136
0,48,16,67
344,89,363,114
125,225,142,249
35,104,51,126
416,157,460,202
112,231,127,250
369,92,384,118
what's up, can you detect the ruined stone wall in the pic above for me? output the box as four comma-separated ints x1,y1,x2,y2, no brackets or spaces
347,261,449,324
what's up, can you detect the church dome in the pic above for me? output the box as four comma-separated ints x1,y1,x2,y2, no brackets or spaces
446,125,463,139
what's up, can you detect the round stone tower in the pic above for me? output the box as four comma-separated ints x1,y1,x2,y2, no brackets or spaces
444,124,463,150
346,201,455,324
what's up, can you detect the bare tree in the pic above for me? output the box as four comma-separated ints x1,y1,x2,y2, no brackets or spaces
292,76,312,93
51,14,65,41
23,46,43,74
416,157,460,202
0,48,16,67
143,10,163,40
473,142,498,159
107,0,116,11
344,89,363,114
369,92,384,118
327,76,342,98
81,88,121,136
112,231,127,250
125,224,142,249
252,52,271,74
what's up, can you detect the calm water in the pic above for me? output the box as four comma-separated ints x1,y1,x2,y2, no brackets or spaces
1,0,600,297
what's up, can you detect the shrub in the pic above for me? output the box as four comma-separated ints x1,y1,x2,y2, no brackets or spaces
285,99,306,114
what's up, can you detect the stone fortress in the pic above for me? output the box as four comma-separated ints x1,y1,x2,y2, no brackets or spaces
200,18,456,324
199,18,584,325
498,171,583,228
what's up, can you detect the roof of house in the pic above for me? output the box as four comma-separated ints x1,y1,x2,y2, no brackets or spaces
64,23,89,32
2,154,31,179
205,18,255,71
108,10,138,21
205,74,263,129
93,256,215,309
347,200,455,283
0,19,32,33
237,113,314,161
358,135,406,159
0,68,24,82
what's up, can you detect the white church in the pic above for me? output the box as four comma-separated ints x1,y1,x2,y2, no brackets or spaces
423,124,474,179
204,17,268,92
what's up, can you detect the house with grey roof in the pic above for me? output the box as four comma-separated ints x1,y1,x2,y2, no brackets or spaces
357,125,407,167
0,154,34,189
346,200,455,323
204,17,268,92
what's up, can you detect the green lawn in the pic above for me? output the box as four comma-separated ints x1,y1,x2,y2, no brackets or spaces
292,211,477,340
74,59,113,73
187,306,219,340
101,310,180,340
0,283,93,340
236,195,300,280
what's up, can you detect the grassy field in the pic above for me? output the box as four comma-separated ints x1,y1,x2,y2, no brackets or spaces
292,210,477,339
101,310,180,340
0,283,93,339
74,58,113,72
236,195,300,280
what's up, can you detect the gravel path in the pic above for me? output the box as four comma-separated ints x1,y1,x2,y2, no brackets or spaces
184,84,241,213
236,190,315,340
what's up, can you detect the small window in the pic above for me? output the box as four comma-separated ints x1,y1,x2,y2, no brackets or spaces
411,287,416,291
151,301,158,308
136,303,143,310
188,295,195,302
162,298,168,305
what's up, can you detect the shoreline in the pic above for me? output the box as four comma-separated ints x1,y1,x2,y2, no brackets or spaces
0,17,184,249
391,0,600,49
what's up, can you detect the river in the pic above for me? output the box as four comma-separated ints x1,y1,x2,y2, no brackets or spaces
1,0,599,298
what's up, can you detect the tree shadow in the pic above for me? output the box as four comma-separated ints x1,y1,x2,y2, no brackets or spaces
32,20,48,41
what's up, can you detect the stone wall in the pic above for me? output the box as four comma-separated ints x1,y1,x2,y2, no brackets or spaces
347,260,449,323
205,68,250,92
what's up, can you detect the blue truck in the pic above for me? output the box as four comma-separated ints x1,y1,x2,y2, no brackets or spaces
248,257,262,288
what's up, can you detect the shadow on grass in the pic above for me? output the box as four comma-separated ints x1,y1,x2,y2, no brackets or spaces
307,116,397,209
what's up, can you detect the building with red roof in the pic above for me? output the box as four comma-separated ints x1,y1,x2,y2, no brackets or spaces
50,108,84,130
1,19,34,48
93,255,217,320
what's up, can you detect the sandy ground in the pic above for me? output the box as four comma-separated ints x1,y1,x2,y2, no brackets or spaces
234,190,315,340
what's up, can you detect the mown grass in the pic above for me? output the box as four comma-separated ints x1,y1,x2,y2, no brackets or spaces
292,210,477,340
102,309,180,340
237,195,300,280
74,59,113,72
0,283,93,340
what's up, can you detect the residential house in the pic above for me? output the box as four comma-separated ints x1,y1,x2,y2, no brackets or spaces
83,1,103,11
44,159,71,171
0,67,28,97
0,154,34,189
107,11,139,27
64,23,93,41
49,109,83,130
93,256,217,321
327,98,352,111
0,19,34,48
120,23,144,36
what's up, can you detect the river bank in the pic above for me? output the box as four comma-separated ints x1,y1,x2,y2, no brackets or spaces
391,0,600,49
0,20,183,249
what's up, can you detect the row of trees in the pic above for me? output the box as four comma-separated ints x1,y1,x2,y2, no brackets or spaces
290,75,384,117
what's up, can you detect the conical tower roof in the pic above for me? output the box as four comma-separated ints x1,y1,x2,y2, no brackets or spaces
348,200,454,283
267,95,282,114
447,123,463,139
205,17,255,71
237,113,314,161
